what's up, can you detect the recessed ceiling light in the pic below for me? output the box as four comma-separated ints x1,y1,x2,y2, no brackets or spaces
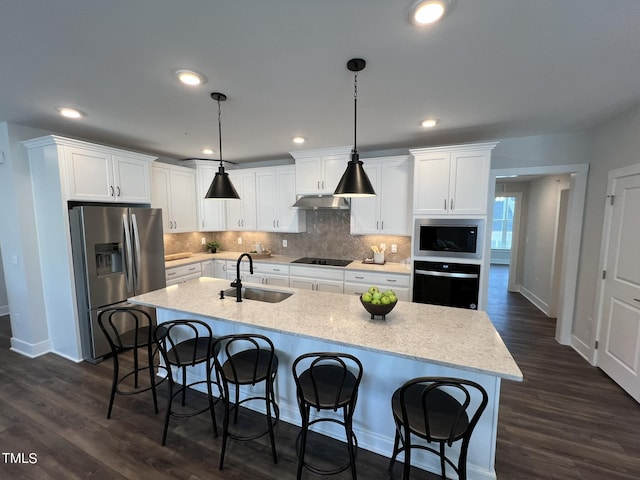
56,107,85,119
202,148,214,155
407,0,452,26
174,69,207,86
292,136,306,144
421,118,439,128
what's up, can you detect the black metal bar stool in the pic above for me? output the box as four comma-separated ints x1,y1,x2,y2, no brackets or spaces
97,306,164,419
388,376,489,480
212,333,279,470
153,319,221,446
292,352,364,480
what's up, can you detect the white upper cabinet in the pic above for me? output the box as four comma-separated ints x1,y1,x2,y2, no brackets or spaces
226,169,257,231
183,160,226,232
256,165,306,233
350,155,412,235
26,136,156,203
151,163,198,233
411,142,498,216
291,145,351,195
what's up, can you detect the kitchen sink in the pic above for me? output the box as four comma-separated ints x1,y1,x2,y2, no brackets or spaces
223,287,293,303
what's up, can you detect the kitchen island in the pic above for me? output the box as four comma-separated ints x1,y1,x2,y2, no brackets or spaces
130,277,522,480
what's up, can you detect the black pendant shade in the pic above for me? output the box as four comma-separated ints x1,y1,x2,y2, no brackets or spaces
205,162,240,199
334,58,376,198
333,151,376,197
204,92,240,199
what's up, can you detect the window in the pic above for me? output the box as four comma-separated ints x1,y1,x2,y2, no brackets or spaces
492,196,515,249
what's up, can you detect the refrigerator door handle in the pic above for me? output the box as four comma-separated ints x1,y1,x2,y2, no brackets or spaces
131,213,142,292
123,213,134,294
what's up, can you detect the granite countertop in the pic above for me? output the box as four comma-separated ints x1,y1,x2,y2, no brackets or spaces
165,251,411,275
130,277,522,381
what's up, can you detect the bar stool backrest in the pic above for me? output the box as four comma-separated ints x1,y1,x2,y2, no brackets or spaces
154,320,214,367
98,307,153,352
292,352,363,412
213,333,276,386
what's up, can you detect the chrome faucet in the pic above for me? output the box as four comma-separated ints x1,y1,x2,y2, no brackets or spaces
230,253,253,302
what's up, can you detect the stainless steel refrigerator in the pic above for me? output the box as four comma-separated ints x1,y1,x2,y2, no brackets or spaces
69,205,166,363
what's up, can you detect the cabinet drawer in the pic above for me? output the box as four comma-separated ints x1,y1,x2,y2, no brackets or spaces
344,270,410,287
289,265,344,281
252,262,290,275
166,263,202,280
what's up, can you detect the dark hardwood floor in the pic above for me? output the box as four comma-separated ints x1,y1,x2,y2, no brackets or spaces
0,266,638,479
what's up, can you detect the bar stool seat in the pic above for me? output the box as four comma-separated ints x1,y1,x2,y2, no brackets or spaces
292,352,363,480
213,333,279,470
388,377,488,480
154,320,221,446
97,307,165,419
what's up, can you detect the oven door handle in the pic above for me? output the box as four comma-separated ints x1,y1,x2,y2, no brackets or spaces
415,269,479,279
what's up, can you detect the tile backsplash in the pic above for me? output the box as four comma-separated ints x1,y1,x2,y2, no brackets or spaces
163,210,411,263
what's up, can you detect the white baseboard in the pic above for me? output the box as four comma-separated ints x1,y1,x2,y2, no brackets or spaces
0,305,9,316
519,287,551,316
10,336,52,358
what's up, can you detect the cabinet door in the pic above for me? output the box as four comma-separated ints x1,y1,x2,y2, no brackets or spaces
113,155,151,203
198,165,226,231
350,161,380,234
322,154,348,194
295,157,322,194
201,260,214,277
413,153,450,215
256,170,278,231
64,146,115,201
151,167,172,231
379,157,411,235
290,277,316,291
316,279,344,293
275,166,305,232
226,171,256,231
169,169,198,233
449,150,491,215
264,276,290,287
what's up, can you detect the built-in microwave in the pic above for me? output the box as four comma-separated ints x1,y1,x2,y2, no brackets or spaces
414,218,484,259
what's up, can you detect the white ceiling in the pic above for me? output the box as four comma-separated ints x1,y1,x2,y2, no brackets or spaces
1,0,639,163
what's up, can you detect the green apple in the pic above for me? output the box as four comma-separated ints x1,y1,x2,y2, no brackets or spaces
388,294,398,303
368,285,379,295
371,298,381,305
362,292,373,303
380,296,391,305
384,289,395,297
372,292,382,301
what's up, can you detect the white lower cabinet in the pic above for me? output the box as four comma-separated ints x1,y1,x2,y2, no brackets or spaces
201,260,214,278
165,263,203,286
289,266,344,293
248,263,290,287
343,270,410,301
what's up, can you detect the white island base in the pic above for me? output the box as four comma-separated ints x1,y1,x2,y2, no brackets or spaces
131,278,522,480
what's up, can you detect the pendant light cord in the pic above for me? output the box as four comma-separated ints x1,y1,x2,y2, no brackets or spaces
353,70,358,154
217,98,223,167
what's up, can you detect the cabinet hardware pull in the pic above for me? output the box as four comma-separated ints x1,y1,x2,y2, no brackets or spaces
322,181,325,189
317,181,321,190
274,268,280,272
381,221,384,230
376,221,379,230
386,279,397,282
355,276,364,279
238,220,241,227
450,198,454,210
116,186,121,197
167,272,176,276
444,199,447,209
273,220,276,227
277,220,280,227
188,267,196,271
110,186,115,196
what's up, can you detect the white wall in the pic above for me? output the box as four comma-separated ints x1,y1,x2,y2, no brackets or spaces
0,122,52,356
572,103,640,358
520,175,570,315
0,247,8,315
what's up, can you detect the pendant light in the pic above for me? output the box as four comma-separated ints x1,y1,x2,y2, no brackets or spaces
205,92,240,199
334,58,376,198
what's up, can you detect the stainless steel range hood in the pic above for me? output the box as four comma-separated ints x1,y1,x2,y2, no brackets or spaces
291,195,350,210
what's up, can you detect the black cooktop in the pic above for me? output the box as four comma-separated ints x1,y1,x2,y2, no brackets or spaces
291,257,353,267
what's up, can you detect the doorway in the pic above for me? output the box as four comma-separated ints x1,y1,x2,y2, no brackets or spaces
483,164,589,346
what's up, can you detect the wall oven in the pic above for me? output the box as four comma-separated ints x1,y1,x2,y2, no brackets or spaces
414,218,484,259
413,261,481,310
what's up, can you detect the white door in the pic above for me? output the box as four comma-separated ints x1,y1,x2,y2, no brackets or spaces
598,170,640,402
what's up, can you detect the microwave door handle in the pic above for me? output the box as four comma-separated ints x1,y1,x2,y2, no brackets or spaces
123,214,134,294
131,213,141,292
415,269,479,279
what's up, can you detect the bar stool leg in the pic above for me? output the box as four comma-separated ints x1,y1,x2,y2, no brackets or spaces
147,341,159,414
106,353,119,419
296,404,310,480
